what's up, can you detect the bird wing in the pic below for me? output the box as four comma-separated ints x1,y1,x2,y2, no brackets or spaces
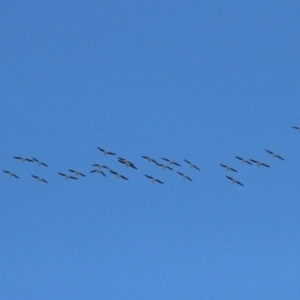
249,159,258,163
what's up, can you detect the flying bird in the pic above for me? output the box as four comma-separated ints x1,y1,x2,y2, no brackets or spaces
90,169,106,176
68,169,86,177
162,158,181,167
141,156,157,164
32,158,48,167
31,175,48,183
58,172,78,180
92,164,109,170
14,156,34,162
226,176,244,186
184,159,201,170
249,159,270,168
235,156,252,165
97,147,116,156
265,149,284,160
3,170,19,178
118,158,137,169
109,170,128,180
155,163,173,171
177,171,192,181
90,164,108,176
220,164,238,172
145,175,164,184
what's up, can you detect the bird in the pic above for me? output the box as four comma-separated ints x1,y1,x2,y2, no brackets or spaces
184,159,201,170
292,126,300,132
162,158,181,167
31,175,48,183
249,159,270,168
177,171,192,181
109,170,128,180
265,149,284,160
235,156,252,165
3,170,19,178
226,176,244,186
92,164,109,170
68,169,86,177
141,156,157,164
90,169,106,176
97,147,116,155
118,158,137,169
155,163,173,171
57,172,78,180
145,175,164,184
14,156,34,162
90,164,108,176
220,164,238,172
32,158,48,167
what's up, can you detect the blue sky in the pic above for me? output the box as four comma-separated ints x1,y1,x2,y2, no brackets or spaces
1,1,300,299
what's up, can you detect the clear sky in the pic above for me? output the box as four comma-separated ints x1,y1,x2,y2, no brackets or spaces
1,1,300,299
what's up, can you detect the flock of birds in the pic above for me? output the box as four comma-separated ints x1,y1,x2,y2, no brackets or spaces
2,147,201,185
3,126,299,186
